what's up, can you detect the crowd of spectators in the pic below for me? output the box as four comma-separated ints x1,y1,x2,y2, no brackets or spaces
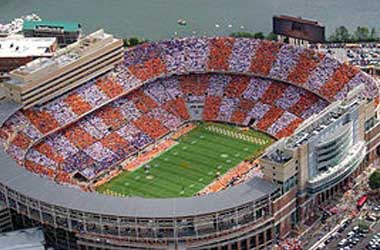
9,73,328,182
122,37,376,101
0,36,376,185
269,44,303,81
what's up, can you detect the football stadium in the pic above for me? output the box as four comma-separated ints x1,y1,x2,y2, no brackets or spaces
0,33,379,250
97,122,274,198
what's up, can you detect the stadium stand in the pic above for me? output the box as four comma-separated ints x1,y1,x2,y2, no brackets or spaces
0,37,377,185
8,73,327,182
0,36,379,250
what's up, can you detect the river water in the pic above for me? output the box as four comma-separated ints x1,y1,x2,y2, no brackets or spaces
0,0,379,40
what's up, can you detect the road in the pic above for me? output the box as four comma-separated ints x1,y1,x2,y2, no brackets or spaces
307,163,380,250
323,217,380,250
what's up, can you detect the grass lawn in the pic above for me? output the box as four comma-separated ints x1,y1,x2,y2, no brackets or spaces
97,122,274,198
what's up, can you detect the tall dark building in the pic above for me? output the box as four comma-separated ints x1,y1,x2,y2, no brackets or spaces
273,15,325,46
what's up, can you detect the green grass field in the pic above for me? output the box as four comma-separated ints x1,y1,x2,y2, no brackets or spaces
97,122,274,198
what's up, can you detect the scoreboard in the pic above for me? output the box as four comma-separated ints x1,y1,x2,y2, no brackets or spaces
273,15,325,43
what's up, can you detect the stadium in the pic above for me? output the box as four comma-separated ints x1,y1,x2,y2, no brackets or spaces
0,35,379,250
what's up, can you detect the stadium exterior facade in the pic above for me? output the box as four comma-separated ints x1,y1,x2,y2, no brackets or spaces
0,36,379,250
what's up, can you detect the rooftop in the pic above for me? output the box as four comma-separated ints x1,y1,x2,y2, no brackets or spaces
10,29,113,79
23,20,81,33
0,36,56,58
262,149,292,164
274,15,324,27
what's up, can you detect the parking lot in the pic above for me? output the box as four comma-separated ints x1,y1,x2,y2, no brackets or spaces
313,201,380,250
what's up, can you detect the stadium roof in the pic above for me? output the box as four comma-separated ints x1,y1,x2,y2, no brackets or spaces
0,99,22,126
0,36,56,58
23,20,81,33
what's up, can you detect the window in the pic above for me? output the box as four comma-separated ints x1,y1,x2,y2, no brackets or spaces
231,242,238,250
241,239,247,250
365,117,375,131
291,23,303,31
266,229,272,241
258,232,265,245
376,145,380,156
250,236,257,247
256,209,263,219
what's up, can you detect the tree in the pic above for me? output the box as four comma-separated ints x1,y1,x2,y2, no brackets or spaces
254,32,265,39
353,26,370,42
329,26,351,42
370,28,378,42
369,170,380,190
122,37,148,48
230,31,277,41
358,220,369,231
122,38,129,47
266,32,278,41
230,31,255,38
128,37,141,47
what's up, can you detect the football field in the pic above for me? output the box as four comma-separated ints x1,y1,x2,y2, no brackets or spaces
97,122,274,198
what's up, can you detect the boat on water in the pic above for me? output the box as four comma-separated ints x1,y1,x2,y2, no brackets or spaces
177,18,187,26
